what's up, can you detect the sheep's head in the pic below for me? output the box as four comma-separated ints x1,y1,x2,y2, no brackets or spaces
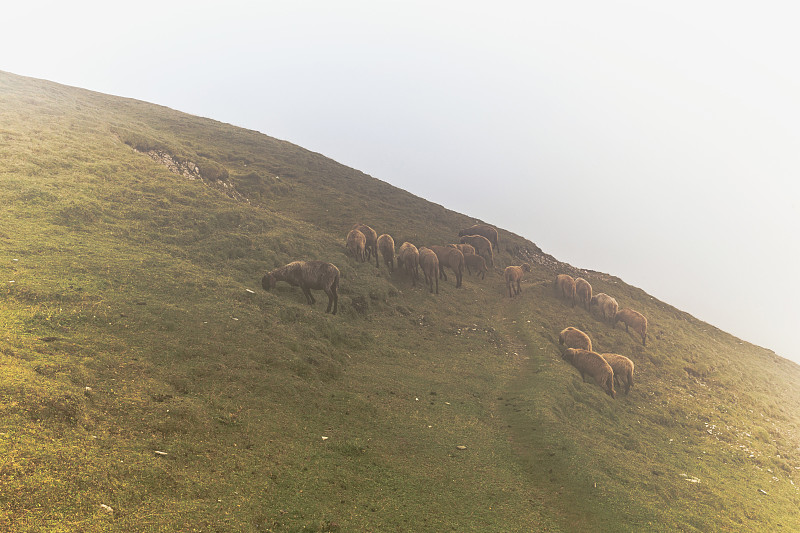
589,295,598,306
521,263,531,273
261,272,276,291
562,348,576,362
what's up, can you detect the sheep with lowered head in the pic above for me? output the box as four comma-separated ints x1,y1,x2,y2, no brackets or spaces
600,353,634,395
346,228,366,262
559,327,592,351
448,243,476,256
615,308,648,346
458,224,499,252
397,241,420,286
590,293,618,324
377,233,395,272
460,234,494,267
554,274,576,306
504,263,531,297
464,253,488,279
418,247,439,294
351,223,379,267
430,245,465,288
575,277,592,310
561,348,616,398
261,260,340,314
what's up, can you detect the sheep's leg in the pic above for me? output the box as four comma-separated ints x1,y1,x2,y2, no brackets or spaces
301,287,315,305
324,288,335,313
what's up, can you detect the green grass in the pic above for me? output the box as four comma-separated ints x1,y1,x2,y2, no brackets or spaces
2,70,800,531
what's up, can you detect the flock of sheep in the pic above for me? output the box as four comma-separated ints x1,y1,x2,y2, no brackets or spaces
260,222,649,400
555,273,648,399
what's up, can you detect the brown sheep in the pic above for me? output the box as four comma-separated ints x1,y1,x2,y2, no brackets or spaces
351,223,379,267
600,353,634,395
397,242,420,286
590,293,619,324
554,274,576,306
376,233,395,272
561,348,616,398
614,308,648,346
418,247,439,294
559,327,592,351
575,277,592,310
448,243,476,256
430,245,465,288
504,263,531,297
464,253,488,279
261,260,340,314
460,234,494,267
346,228,366,262
458,224,499,252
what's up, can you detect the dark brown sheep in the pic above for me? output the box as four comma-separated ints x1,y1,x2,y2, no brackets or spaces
430,245,465,288
261,260,340,314
504,263,531,297
346,228,366,262
601,353,634,394
397,242,420,287
554,274,576,307
418,247,439,294
614,308,648,346
458,224,499,252
559,327,592,351
460,234,494,267
463,253,488,279
377,233,395,272
590,293,619,324
351,223,379,267
561,348,616,398
575,277,592,310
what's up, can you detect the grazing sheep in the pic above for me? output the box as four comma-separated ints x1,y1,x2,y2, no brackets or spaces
346,229,366,262
464,253,488,279
615,308,648,346
590,293,619,324
430,245,465,288
458,224,499,252
448,243,476,256
261,260,340,314
575,277,592,310
351,223,379,267
418,247,439,294
601,353,634,395
377,233,395,272
554,274,576,307
559,327,592,351
397,242,420,286
460,234,494,267
504,263,531,297
561,348,616,398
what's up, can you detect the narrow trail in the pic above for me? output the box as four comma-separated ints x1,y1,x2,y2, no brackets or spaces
490,291,601,532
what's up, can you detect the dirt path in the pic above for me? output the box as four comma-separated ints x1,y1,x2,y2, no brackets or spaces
492,294,600,532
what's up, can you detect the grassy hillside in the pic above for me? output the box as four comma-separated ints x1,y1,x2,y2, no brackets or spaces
1,70,799,532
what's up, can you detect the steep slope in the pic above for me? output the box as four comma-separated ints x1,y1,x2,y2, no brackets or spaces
1,70,799,532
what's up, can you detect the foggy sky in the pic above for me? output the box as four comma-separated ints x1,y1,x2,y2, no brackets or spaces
3,1,799,363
